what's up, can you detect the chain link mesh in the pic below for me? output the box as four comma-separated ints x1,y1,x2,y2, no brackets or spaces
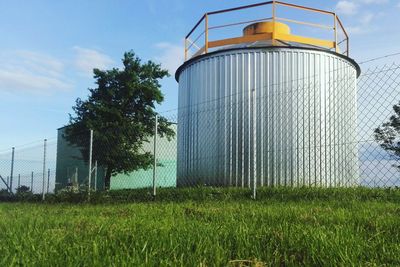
1,59,400,199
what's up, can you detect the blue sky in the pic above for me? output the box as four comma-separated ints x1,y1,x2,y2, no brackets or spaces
1,0,400,150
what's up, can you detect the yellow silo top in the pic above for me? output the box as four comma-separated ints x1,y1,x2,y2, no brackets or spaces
243,22,290,36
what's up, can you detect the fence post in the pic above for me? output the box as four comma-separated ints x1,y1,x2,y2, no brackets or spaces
18,174,20,189
10,147,14,193
152,115,158,198
252,89,257,200
88,129,93,199
94,160,98,192
42,139,47,201
31,172,33,193
47,169,50,194
75,167,78,186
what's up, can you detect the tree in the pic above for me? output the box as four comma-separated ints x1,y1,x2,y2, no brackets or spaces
65,51,175,190
374,101,400,170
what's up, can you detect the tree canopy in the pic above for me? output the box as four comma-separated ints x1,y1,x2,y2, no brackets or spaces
65,51,174,190
374,101,400,170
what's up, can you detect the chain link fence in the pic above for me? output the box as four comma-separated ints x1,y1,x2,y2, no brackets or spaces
1,58,400,200
0,139,57,198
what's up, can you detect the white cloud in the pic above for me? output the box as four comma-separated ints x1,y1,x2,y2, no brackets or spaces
336,1,358,15
346,26,364,34
335,0,387,35
0,69,70,93
359,0,388,4
360,12,374,24
154,42,184,75
14,50,64,76
0,51,71,94
346,11,384,34
73,46,114,76
335,0,388,15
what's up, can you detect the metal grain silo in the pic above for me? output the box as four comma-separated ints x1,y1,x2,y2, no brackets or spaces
175,2,361,187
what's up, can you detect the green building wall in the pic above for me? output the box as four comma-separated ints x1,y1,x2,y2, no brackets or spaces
55,125,177,191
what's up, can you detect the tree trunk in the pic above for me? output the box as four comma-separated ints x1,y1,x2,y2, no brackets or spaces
104,167,112,191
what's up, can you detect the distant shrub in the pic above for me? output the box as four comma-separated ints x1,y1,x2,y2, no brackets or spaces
16,185,30,194
0,189,11,201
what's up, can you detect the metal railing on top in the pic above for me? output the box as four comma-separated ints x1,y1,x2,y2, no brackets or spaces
184,1,349,61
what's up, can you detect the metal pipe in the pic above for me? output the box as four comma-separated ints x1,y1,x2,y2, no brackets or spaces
152,115,158,197
334,13,338,53
337,39,347,46
47,169,50,194
187,35,204,50
208,17,273,30
186,14,206,38
336,16,349,55
88,129,93,197
75,167,78,186
0,175,11,192
275,1,335,15
275,17,333,30
252,89,257,199
184,38,187,61
10,147,14,193
208,1,273,15
205,14,209,54
94,160,98,192
42,139,47,201
272,0,276,45
336,16,348,39
31,171,33,193
272,1,276,23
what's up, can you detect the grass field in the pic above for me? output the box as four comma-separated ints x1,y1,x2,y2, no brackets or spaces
0,187,400,266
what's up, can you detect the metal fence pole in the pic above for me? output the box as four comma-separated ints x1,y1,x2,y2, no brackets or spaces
75,167,78,186
252,89,257,200
47,169,50,194
94,160,98,192
10,147,14,193
152,115,158,197
0,175,11,192
42,139,47,201
31,172,33,193
88,129,93,198
18,174,20,189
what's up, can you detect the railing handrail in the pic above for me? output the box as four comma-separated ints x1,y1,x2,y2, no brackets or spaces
184,1,349,60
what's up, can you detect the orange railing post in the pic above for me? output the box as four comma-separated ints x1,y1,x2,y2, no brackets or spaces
184,38,187,61
205,13,209,54
334,13,338,53
272,1,276,44
336,16,349,56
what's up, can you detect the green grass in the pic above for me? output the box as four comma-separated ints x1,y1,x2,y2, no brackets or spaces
1,187,400,266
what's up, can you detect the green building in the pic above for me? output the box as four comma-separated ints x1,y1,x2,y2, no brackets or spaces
55,124,177,191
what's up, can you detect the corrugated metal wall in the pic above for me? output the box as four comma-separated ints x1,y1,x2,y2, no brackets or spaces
177,48,358,187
